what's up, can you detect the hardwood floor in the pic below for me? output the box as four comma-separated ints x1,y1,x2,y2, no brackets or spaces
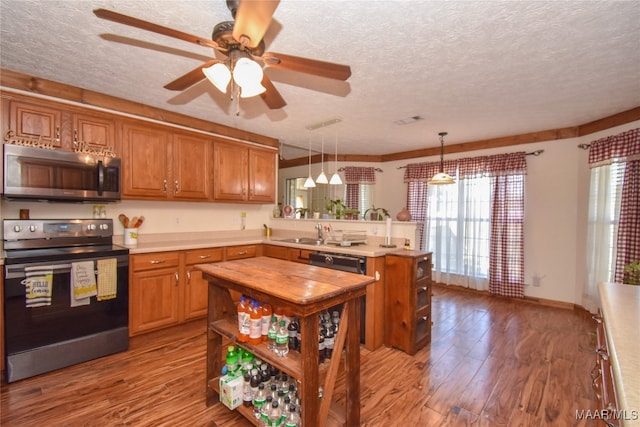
1,285,599,426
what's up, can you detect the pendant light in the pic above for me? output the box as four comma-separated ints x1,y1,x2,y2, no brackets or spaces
329,134,342,185
303,137,316,188
316,137,328,184
428,132,455,185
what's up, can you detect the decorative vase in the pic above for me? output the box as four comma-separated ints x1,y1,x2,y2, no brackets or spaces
396,207,411,221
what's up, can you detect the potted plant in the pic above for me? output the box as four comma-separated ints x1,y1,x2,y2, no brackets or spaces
363,205,390,221
343,208,360,220
295,207,309,219
623,261,640,285
326,199,346,219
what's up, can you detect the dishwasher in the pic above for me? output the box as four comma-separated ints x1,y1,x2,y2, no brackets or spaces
308,252,367,343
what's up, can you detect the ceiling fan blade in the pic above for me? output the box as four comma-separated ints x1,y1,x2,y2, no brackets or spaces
261,52,351,81
260,74,287,109
164,59,221,91
232,0,280,49
93,8,222,51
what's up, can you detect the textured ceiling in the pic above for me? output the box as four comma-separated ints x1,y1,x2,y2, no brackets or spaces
1,0,639,159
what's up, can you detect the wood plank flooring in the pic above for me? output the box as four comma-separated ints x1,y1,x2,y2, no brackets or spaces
1,285,599,426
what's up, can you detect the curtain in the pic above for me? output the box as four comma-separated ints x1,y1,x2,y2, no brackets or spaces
344,166,376,210
585,128,640,311
406,152,526,297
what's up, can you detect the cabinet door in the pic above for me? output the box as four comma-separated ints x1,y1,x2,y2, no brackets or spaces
214,141,248,201
263,244,289,260
73,113,116,152
130,268,180,335
172,132,212,200
248,148,276,203
9,100,63,148
184,248,224,320
122,122,171,199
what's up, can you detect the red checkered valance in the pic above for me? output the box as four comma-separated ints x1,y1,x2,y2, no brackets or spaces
589,128,640,167
344,166,376,184
403,160,457,182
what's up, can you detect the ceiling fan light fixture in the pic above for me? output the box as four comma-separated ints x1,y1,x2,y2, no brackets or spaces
233,57,264,92
428,131,455,185
239,81,267,98
202,62,231,93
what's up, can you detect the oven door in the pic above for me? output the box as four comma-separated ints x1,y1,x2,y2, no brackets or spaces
4,253,129,381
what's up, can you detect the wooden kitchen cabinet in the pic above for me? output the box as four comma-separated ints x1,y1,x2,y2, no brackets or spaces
7,99,64,148
130,251,181,335
122,121,213,201
262,244,316,264
224,244,258,260
130,247,235,335
385,250,433,355
72,112,117,152
592,311,620,425
213,141,276,203
184,248,224,320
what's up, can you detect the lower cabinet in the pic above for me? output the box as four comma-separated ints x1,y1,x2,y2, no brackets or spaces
262,244,315,264
384,250,433,355
592,311,620,426
129,247,224,336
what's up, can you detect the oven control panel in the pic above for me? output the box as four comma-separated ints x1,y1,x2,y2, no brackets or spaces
3,219,113,241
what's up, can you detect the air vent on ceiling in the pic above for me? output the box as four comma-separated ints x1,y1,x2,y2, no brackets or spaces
394,115,424,125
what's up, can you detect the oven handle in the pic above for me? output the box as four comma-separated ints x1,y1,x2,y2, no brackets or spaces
5,263,75,280
4,255,128,280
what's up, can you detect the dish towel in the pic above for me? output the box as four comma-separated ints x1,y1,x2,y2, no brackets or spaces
72,261,97,304
23,265,53,307
97,258,117,301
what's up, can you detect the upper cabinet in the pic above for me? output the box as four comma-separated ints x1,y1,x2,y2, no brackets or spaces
214,141,276,203
4,98,118,153
122,121,215,202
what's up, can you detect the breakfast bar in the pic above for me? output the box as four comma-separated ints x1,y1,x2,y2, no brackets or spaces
198,256,374,426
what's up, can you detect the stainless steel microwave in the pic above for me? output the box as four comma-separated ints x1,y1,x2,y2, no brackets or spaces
3,144,121,202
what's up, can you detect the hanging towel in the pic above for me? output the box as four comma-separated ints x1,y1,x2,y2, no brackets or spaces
97,258,118,301
23,265,53,307
72,261,97,301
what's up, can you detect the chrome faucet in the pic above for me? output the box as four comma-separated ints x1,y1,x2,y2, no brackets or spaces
316,223,324,241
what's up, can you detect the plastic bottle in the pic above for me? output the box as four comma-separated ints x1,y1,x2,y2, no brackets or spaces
325,327,335,359
243,372,253,407
260,396,273,426
237,296,250,343
287,319,299,351
267,315,278,351
267,400,282,427
274,306,285,324
225,345,239,377
275,320,289,357
284,404,301,427
250,372,261,403
261,301,272,342
253,383,267,419
241,348,254,375
249,300,263,345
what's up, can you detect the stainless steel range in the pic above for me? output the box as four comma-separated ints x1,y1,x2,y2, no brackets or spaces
3,219,129,382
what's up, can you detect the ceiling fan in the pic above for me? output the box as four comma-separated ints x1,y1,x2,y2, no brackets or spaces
93,0,352,109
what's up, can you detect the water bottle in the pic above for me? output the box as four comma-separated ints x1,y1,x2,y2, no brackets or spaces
284,404,301,427
260,396,273,426
253,383,267,419
242,372,253,407
275,320,289,356
267,315,278,351
267,400,282,427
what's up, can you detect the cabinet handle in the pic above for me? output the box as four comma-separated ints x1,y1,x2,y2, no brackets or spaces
149,260,166,265
422,316,428,321
198,255,211,259
422,287,427,291
237,251,248,255
175,272,179,286
592,314,602,324
596,347,609,361
187,271,191,285
55,126,60,144
73,129,78,148
175,180,179,193
242,187,246,195
163,179,168,194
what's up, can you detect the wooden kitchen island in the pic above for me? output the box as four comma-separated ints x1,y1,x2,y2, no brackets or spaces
198,256,373,427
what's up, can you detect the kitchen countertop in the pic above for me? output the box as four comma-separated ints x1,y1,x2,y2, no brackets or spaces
598,282,640,425
122,230,404,257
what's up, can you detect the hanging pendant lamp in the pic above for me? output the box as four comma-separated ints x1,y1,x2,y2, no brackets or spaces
428,131,455,185
303,138,316,188
316,137,328,184
329,134,342,185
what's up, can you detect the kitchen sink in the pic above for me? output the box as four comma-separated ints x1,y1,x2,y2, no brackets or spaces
276,237,324,246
